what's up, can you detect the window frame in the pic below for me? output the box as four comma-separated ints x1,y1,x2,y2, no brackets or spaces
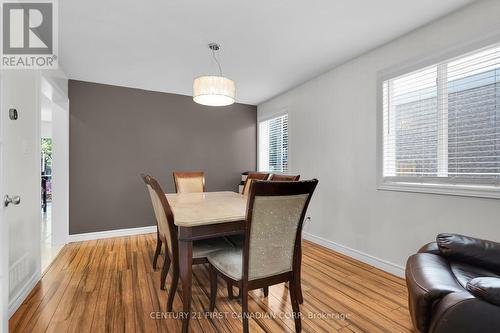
377,35,500,199
257,110,290,174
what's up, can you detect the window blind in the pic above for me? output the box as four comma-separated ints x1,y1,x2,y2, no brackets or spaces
259,114,288,173
382,43,500,186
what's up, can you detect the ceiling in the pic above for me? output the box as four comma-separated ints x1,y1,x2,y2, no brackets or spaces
60,0,476,105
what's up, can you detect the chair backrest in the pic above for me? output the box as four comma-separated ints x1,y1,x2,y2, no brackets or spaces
243,179,318,281
141,174,177,257
242,172,270,196
269,174,300,181
173,172,205,193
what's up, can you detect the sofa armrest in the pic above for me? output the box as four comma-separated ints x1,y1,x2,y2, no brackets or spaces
466,277,500,307
405,253,463,333
436,233,500,272
418,242,440,255
429,292,500,333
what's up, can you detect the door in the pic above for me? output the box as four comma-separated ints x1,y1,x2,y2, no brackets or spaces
1,70,42,323
0,72,7,333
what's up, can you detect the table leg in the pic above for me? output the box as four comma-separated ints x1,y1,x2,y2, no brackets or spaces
179,239,193,333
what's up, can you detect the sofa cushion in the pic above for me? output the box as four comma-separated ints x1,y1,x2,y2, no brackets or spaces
449,261,500,289
436,233,500,272
466,277,500,307
406,253,464,333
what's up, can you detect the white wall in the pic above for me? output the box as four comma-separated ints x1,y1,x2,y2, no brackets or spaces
258,0,500,276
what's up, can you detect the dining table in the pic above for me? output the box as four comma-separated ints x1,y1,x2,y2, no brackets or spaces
165,191,248,333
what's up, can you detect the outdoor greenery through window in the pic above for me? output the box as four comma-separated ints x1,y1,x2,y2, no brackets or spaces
382,43,500,188
259,114,288,173
41,138,52,175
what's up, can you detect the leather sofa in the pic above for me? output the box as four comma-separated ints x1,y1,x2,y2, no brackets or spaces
406,233,500,333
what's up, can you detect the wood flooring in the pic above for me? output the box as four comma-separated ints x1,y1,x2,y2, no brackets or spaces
9,233,414,332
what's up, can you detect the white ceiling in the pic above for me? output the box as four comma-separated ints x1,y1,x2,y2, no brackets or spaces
60,0,476,105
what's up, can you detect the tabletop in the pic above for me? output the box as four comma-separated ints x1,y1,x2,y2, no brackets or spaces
165,191,247,227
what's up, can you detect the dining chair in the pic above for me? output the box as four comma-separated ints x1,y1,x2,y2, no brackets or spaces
140,173,164,270
228,172,301,299
173,171,205,193
141,174,234,311
241,172,269,196
207,179,318,333
269,174,300,181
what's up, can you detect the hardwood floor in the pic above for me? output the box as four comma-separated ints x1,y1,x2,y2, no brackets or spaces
9,234,414,333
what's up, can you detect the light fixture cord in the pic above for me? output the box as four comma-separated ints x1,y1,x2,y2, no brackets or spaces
211,49,223,76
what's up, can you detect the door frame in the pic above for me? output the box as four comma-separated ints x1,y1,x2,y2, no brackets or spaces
41,74,69,246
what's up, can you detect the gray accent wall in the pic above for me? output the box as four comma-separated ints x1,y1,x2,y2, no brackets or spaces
69,80,256,234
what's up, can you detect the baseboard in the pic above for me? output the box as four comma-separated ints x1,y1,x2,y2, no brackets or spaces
8,271,41,318
70,227,405,276
68,225,157,242
303,232,405,278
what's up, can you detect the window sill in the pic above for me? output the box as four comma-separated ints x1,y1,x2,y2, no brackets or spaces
378,181,500,199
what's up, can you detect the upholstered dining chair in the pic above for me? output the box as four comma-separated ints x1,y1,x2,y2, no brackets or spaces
208,179,318,333
141,174,234,311
234,172,302,299
141,173,164,270
269,174,300,181
173,171,205,193
241,172,269,196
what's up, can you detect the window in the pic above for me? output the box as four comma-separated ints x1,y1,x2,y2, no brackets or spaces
381,43,500,196
259,114,288,173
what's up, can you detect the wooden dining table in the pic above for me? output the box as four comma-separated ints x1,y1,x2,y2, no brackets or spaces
165,191,248,333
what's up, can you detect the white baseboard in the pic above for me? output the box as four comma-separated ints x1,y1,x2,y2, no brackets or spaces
69,227,405,276
9,271,41,318
303,232,405,278
69,225,157,242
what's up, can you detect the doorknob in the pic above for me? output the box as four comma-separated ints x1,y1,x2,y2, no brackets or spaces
4,195,21,207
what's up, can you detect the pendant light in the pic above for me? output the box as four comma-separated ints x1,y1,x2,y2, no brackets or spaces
193,43,235,106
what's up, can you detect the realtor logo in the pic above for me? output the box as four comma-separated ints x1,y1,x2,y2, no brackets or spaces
1,0,58,69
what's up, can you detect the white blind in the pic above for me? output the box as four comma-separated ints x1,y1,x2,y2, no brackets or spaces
259,114,288,173
383,43,500,185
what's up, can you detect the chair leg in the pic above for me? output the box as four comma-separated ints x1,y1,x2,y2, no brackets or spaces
297,281,303,304
153,236,162,270
241,285,249,333
160,252,171,290
226,280,234,299
297,240,304,304
167,268,179,312
289,279,302,333
209,266,218,312
263,287,269,297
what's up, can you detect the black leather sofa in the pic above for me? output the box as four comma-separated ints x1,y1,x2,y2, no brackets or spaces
405,233,500,333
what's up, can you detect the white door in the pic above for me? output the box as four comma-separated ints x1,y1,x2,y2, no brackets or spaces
1,70,42,324
0,72,8,333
